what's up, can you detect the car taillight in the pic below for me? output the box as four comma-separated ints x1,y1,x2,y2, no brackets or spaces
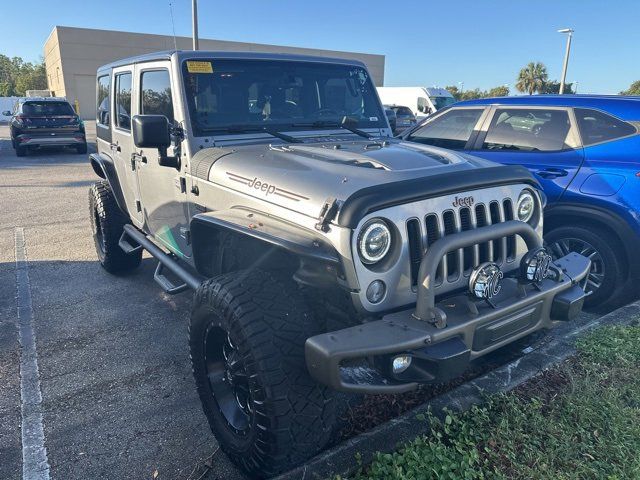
636,172,640,178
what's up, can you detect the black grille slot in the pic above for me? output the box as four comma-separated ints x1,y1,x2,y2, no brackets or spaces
503,199,516,261
489,201,504,264
425,214,443,283
459,207,474,273
406,219,422,287
442,210,459,280
475,205,490,263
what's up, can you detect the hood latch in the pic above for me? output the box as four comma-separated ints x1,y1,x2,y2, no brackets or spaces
315,197,339,232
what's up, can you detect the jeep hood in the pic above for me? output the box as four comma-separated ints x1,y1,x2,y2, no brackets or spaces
194,139,509,220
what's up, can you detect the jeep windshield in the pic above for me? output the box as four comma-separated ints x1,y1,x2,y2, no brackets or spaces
182,59,386,137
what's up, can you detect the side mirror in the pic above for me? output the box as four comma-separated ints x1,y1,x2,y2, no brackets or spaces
2,110,11,116
132,115,180,169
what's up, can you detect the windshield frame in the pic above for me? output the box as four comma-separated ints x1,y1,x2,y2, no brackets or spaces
179,57,387,138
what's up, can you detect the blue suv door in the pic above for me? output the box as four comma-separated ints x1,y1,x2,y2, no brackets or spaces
468,106,585,202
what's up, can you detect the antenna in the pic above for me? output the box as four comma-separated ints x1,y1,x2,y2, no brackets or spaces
168,1,178,52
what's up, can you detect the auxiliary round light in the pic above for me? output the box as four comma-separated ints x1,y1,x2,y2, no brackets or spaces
517,190,536,223
358,219,392,264
392,355,412,374
469,262,503,300
366,280,386,304
520,247,553,284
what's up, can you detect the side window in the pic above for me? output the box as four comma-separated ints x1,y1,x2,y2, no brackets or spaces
96,75,110,126
482,108,578,152
408,108,484,149
574,108,637,146
140,70,174,122
114,72,132,130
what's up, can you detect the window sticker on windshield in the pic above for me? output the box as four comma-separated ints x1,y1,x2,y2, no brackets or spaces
369,116,378,121
186,61,213,74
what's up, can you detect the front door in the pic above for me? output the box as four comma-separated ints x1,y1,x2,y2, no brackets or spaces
133,62,191,258
470,106,585,202
111,66,143,226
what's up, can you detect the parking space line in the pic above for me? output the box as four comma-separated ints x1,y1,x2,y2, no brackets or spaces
15,227,51,480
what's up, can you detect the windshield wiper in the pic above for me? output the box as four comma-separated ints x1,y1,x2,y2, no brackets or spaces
198,125,303,143
290,118,374,139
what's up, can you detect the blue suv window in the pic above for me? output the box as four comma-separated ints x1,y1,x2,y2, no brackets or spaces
574,108,637,146
408,108,483,149
482,108,577,152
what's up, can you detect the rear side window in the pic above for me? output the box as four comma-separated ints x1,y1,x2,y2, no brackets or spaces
482,108,578,152
408,108,483,149
114,72,132,130
97,75,110,126
140,70,174,122
22,102,75,116
574,108,637,146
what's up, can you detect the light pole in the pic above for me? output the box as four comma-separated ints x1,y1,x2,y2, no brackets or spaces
192,0,199,50
458,81,464,93
558,28,574,95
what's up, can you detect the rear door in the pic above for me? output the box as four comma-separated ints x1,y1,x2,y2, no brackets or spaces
469,106,584,202
110,66,144,226
134,62,191,258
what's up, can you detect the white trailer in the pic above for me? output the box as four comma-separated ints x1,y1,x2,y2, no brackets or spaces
377,86,455,118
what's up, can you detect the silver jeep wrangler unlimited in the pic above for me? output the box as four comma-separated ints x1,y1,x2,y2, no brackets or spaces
88,51,590,477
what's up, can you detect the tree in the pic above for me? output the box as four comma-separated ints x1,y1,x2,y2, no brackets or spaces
539,80,574,94
0,54,48,96
620,80,640,96
487,85,510,97
516,62,548,95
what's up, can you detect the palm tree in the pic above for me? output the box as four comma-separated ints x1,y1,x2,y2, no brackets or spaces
516,62,548,95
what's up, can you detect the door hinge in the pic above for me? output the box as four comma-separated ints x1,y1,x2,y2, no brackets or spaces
179,177,187,194
179,227,191,245
136,200,142,212
315,197,339,232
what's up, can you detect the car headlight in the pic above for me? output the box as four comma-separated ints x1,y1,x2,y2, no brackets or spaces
517,190,536,223
358,219,391,264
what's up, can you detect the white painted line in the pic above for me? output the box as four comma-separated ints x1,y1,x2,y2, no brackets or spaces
15,227,51,480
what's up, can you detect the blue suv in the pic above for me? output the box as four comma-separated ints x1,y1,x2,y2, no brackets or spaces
401,95,640,307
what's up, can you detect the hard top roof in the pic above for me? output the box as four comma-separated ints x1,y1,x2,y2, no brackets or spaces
97,50,367,72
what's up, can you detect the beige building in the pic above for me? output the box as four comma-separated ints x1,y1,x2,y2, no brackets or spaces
44,26,385,119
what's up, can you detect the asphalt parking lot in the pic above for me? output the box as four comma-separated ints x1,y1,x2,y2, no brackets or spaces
0,122,245,480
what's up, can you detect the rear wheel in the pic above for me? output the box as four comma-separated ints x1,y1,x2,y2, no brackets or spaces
189,270,339,477
545,225,623,308
89,181,142,273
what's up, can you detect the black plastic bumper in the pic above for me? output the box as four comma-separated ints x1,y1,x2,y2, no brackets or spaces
305,222,590,394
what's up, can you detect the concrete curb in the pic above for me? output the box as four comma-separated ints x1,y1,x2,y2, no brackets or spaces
276,301,640,480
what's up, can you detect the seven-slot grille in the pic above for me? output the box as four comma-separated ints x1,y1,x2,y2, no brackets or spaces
406,199,517,287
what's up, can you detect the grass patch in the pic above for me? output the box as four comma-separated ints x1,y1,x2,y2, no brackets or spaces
351,324,640,480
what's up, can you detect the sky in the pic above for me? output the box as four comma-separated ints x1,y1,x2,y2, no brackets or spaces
2,0,639,94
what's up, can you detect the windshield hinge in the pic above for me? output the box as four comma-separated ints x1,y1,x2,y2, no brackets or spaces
315,197,339,232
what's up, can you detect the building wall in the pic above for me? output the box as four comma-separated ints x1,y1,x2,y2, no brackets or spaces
44,26,385,119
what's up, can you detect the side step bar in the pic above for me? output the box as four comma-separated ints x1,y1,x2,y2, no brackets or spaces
121,224,204,292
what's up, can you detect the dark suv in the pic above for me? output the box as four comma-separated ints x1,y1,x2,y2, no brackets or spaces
4,97,87,157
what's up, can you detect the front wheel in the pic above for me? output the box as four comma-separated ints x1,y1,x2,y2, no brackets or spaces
16,145,27,157
545,225,623,308
189,270,339,477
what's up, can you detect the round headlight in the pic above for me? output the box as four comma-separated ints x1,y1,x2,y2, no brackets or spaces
358,220,391,264
517,190,536,223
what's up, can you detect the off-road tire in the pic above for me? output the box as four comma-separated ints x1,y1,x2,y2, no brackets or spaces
189,270,339,478
16,145,27,157
545,225,623,308
76,142,88,154
89,181,142,274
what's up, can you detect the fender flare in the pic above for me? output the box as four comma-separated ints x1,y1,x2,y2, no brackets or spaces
89,153,128,214
544,202,640,279
190,208,341,276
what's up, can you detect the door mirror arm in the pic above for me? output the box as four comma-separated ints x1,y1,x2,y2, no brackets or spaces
158,147,180,169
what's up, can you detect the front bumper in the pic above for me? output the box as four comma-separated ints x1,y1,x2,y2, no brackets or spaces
305,221,590,394
17,132,85,147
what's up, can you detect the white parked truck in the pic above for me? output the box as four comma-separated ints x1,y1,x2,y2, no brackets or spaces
377,86,456,118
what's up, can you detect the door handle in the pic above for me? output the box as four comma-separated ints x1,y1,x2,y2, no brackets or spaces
110,143,121,152
536,168,568,179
